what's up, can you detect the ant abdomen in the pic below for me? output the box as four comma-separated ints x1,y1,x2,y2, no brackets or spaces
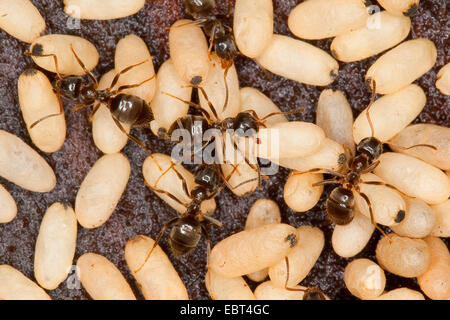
356,136,383,161
326,187,355,225
167,115,210,142
169,217,203,256
109,93,152,124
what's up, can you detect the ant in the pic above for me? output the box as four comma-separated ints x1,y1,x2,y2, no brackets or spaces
177,0,238,112
283,257,328,300
134,160,251,273
183,0,237,68
24,44,157,159
161,85,305,190
291,81,437,237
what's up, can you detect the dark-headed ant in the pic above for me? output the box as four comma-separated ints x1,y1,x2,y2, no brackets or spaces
291,81,437,237
24,45,157,158
161,85,304,189
134,161,245,273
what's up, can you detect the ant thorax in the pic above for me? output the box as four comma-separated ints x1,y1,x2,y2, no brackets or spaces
95,89,111,104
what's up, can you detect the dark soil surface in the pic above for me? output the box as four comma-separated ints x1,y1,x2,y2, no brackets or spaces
0,0,448,300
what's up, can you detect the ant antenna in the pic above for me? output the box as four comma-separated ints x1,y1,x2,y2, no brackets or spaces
365,79,377,138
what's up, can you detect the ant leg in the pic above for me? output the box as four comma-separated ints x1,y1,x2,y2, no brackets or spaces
134,217,179,273
342,144,354,165
144,180,188,208
30,90,65,129
108,58,152,91
170,165,193,199
167,18,207,31
259,107,306,122
282,258,327,299
365,78,377,137
69,44,98,88
291,168,345,178
360,180,410,198
207,24,217,59
221,63,231,113
111,74,156,95
24,51,63,80
189,84,219,121
388,142,437,151
72,102,93,113
312,178,341,187
231,136,262,189
202,216,223,228
112,117,162,170
226,0,233,17
358,189,389,238
230,177,259,191
154,161,176,186
213,163,235,191
360,160,380,174
201,225,212,269
162,91,213,125
88,103,101,123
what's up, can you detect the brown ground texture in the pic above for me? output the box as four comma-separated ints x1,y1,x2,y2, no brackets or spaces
0,0,448,300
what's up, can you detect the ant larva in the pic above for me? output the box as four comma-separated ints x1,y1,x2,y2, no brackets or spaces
24,44,157,157
292,81,437,236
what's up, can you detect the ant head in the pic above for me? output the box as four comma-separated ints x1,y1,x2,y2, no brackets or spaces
195,165,222,193
233,112,259,137
326,187,355,225
169,217,202,256
356,137,383,162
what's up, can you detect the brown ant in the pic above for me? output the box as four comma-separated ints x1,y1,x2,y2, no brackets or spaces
24,45,157,159
134,160,250,273
291,81,437,237
161,85,305,190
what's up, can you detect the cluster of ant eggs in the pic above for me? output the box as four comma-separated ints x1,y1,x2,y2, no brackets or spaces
0,0,449,301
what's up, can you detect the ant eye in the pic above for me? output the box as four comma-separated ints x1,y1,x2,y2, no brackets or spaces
338,153,346,165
